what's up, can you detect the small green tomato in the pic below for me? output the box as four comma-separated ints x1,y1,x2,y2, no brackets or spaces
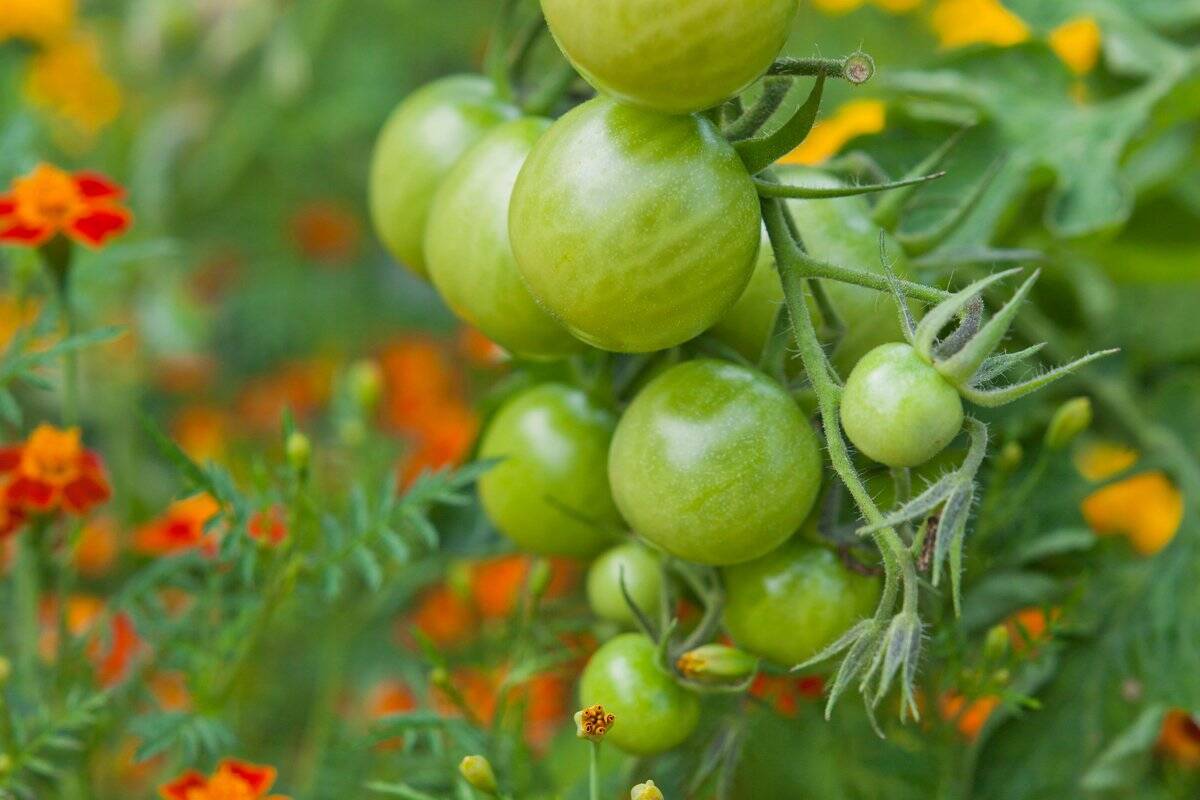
586,542,663,626
840,342,964,468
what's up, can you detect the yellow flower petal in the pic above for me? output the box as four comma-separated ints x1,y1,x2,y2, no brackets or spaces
0,0,75,45
23,35,122,137
931,0,1029,49
1049,16,1102,75
1074,441,1138,482
781,100,886,166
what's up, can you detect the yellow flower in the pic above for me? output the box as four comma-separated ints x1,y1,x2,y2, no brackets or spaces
781,100,886,166
873,0,923,12
1074,441,1137,482
811,0,923,13
24,35,122,137
0,295,42,353
1049,16,1102,75
0,0,75,45
931,0,1029,49
1076,441,1184,557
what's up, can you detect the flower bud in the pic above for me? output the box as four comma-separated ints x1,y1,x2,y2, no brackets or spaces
0,656,10,685
430,667,451,690
0,753,11,777
527,558,553,602
459,755,498,795
348,359,383,412
575,704,615,742
631,780,664,800
1045,397,1092,450
286,431,311,472
996,441,1023,472
984,624,1009,661
675,644,758,686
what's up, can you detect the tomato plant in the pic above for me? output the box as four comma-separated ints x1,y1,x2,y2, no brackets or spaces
608,359,822,565
478,383,622,557
723,540,880,667
508,96,761,352
578,633,700,755
540,0,798,114
424,117,582,359
368,75,515,276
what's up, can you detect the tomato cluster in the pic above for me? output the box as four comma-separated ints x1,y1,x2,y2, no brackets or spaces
362,0,1030,759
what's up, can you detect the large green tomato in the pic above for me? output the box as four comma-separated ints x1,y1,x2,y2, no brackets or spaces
609,360,821,565
478,384,622,557
541,0,797,114
368,75,515,277
840,342,964,468
424,118,583,360
509,97,760,353
586,542,663,626
710,167,912,371
723,540,880,666
579,633,700,755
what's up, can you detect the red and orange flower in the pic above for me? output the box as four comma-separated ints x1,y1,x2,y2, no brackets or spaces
160,759,289,800
133,493,222,557
0,423,111,517
0,163,131,249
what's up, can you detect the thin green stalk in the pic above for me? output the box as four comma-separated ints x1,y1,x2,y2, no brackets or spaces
589,741,600,800
762,198,919,616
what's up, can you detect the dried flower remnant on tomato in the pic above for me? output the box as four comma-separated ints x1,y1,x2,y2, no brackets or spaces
575,703,616,742
0,424,111,517
0,164,131,248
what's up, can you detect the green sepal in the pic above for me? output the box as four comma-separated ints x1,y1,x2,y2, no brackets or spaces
735,71,826,175
912,268,1022,360
935,269,1040,385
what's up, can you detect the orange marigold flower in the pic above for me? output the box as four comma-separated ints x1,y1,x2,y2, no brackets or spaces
0,164,131,249
939,691,1000,740
38,595,142,686
289,201,361,265
432,668,499,725
378,337,462,433
1004,606,1060,654
0,424,111,516
159,759,289,800
1159,710,1200,767
365,678,417,750
171,406,230,464
1082,472,1184,556
24,35,123,138
149,670,193,712
134,493,222,557
749,673,825,717
469,555,578,620
236,358,333,434
74,516,120,577
407,583,476,648
248,505,288,546
397,403,478,489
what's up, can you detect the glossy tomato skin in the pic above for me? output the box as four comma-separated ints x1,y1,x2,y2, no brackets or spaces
478,384,622,557
723,540,880,666
541,0,797,114
579,633,700,755
509,97,760,353
710,167,913,372
425,118,583,360
840,342,964,468
586,542,663,626
609,360,822,566
368,75,515,277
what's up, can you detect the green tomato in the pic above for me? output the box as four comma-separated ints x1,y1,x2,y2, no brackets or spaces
586,542,663,626
478,384,622,557
509,97,760,353
709,167,912,371
723,540,880,666
579,633,700,755
840,342,964,468
425,118,583,359
541,0,797,114
368,75,515,277
609,359,821,566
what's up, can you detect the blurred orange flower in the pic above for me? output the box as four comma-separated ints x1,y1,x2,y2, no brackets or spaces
134,493,222,557
39,594,142,687
1082,472,1183,556
378,337,462,433
930,0,1029,49
149,670,193,712
1005,606,1060,655
364,678,417,750
248,505,288,546
0,0,75,45
782,100,886,165
152,353,218,396
290,201,361,265
160,759,289,800
237,358,333,433
939,692,1000,740
74,516,120,577
749,674,825,717
0,164,131,248
398,403,478,489
171,405,230,463
0,423,111,516
24,35,123,138
470,555,579,620
1159,710,1200,767
1049,17,1102,76
407,584,476,648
